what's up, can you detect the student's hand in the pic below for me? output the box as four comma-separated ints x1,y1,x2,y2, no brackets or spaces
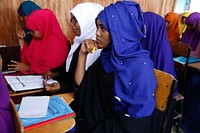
17,30,26,39
17,30,26,49
81,39,98,54
43,80,60,93
7,60,30,72
43,70,58,80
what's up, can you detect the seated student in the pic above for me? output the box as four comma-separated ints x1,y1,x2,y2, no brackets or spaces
179,12,191,39
165,12,180,41
8,9,69,75
141,12,177,133
74,1,157,133
181,12,200,58
141,12,176,77
181,12,200,133
43,2,103,93
17,1,41,46
0,71,14,133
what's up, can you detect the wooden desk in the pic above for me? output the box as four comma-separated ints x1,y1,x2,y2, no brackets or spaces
11,93,75,133
188,62,200,72
9,88,44,97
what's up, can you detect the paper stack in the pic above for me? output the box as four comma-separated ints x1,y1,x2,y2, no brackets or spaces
18,96,50,118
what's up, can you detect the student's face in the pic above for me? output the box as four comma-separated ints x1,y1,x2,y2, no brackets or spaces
70,13,81,36
186,23,196,33
30,30,43,40
20,15,27,26
95,19,111,49
165,20,173,30
181,17,187,24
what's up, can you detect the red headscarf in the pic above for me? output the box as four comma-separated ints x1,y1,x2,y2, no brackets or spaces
21,9,69,74
165,12,180,41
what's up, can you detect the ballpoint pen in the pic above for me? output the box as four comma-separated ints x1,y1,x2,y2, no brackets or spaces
16,77,26,87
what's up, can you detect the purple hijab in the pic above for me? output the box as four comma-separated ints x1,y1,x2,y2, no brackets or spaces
181,12,200,50
141,12,176,78
0,71,14,133
98,1,157,118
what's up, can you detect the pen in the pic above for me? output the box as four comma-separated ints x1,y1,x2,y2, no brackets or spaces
16,77,26,87
91,46,97,53
26,31,32,35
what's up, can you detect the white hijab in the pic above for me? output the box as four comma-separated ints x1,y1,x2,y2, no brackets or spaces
65,2,104,72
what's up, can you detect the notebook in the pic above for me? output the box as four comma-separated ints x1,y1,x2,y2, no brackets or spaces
0,45,21,74
173,56,200,65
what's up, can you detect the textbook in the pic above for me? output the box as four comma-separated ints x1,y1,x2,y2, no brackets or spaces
16,96,76,131
173,56,200,65
4,75,57,92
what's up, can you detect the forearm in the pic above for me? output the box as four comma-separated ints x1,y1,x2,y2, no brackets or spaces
75,51,87,86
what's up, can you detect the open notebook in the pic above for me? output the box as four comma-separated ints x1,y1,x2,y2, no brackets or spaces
0,45,21,74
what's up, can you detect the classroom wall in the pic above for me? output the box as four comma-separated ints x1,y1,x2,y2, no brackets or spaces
0,0,176,46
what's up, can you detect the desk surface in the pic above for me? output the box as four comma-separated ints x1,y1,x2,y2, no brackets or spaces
188,62,200,72
9,88,44,97
11,93,75,133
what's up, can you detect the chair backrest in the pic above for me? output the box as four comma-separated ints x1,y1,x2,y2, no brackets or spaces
169,41,191,95
153,69,177,133
154,69,177,112
10,98,24,133
169,41,191,57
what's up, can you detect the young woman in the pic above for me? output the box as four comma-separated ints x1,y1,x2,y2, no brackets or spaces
181,12,200,133
43,2,103,93
17,1,41,45
179,12,191,38
165,12,180,41
8,9,69,74
75,1,157,132
141,12,176,77
181,12,200,58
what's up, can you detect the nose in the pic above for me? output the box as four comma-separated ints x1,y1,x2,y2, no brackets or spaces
96,29,100,36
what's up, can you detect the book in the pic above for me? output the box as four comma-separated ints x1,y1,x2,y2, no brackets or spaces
18,96,50,118
4,75,57,92
173,56,200,65
0,45,21,74
16,96,76,131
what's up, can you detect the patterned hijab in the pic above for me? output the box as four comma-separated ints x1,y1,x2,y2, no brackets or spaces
181,12,200,50
165,12,180,41
66,2,104,72
18,1,41,45
179,12,191,35
98,1,157,117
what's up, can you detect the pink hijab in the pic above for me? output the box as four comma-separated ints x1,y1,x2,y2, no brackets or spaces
21,9,69,74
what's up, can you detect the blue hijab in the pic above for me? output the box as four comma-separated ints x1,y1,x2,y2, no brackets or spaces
141,12,177,96
18,1,41,45
97,1,157,118
141,12,176,77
